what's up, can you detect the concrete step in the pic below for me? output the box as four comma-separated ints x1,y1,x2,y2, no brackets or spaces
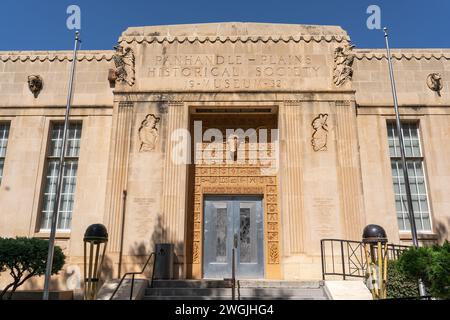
237,280,323,288
151,280,232,288
143,280,329,300
145,287,326,297
151,280,322,289
142,295,328,300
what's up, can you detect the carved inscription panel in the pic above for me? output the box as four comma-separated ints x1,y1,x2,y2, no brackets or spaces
138,45,332,91
147,54,319,89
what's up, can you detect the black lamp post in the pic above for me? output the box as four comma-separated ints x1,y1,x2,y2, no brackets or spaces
83,224,108,300
362,224,389,299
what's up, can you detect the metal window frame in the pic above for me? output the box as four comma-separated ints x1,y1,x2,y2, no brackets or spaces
38,121,82,233
0,122,11,185
387,120,433,233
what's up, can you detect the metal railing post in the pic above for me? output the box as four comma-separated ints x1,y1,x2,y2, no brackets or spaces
320,240,326,280
150,252,157,288
340,240,346,280
110,251,156,300
231,247,236,300
129,274,135,300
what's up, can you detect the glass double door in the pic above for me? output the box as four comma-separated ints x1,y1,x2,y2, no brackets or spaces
203,196,264,279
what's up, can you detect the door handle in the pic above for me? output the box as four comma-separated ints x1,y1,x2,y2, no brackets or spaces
233,233,238,248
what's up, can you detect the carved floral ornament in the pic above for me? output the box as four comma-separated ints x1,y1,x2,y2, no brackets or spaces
109,44,135,86
138,114,160,152
27,75,43,98
311,113,329,152
333,43,355,87
427,73,443,96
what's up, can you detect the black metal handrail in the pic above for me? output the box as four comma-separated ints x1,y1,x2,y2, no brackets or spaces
384,295,433,300
321,239,409,280
109,252,156,300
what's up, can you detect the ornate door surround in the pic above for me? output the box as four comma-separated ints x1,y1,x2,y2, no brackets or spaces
187,111,282,279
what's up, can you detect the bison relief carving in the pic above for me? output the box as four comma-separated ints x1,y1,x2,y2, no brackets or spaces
138,114,160,152
311,114,329,152
333,43,355,87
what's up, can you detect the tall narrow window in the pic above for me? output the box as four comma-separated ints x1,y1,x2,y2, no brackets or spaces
0,123,10,185
40,123,82,232
387,122,432,232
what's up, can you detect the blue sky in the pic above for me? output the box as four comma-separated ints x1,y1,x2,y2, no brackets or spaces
0,0,449,51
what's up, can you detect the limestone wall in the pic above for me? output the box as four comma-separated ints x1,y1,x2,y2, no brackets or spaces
353,49,450,106
0,51,114,293
0,51,114,107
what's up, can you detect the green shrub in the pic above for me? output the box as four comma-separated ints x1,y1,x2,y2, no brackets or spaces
397,241,450,299
386,260,419,299
0,237,66,300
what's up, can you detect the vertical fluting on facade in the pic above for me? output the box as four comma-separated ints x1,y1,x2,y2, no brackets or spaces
335,100,366,240
104,101,134,252
279,101,305,254
160,101,188,254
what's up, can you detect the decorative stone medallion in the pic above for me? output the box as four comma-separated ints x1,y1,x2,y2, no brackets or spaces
27,75,43,98
427,73,443,96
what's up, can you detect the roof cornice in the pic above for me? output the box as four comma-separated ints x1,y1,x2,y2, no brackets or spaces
118,34,350,44
355,49,450,60
0,51,114,63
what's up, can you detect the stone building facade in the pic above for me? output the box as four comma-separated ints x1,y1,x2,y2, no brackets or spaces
0,23,449,291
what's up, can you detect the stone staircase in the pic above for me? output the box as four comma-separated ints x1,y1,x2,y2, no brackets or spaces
143,280,329,300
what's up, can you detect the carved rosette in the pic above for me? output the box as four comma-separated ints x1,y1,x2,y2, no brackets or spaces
333,43,355,87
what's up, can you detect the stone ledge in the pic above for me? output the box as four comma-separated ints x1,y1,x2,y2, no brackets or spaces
96,278,149,300
7,290,73,300
324,280,373,300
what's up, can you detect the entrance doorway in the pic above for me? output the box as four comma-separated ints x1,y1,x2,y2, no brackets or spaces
203,196,264,279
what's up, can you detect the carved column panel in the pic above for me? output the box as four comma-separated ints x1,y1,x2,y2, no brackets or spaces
104,101,134,252
279,101,305,254
160,101,188,254
335,100,366,240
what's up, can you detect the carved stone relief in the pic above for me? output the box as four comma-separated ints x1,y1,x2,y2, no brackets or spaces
138,114,160,152
27,75,43,98
111,45,135,86
427,73,443,96
226,134,240,161
333,43,355,87
268,242,280,264
311,113,329,151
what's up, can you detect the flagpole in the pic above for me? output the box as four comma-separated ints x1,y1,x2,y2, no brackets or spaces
43,31,81,300
383,27,426,297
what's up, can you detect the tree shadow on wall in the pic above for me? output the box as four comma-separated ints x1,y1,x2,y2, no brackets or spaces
435,217,450,244
122,215,184,279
